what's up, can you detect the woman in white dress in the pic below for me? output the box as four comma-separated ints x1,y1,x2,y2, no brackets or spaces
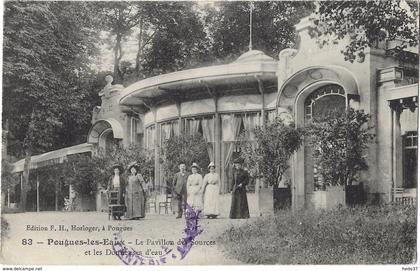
202,162,220,219
186,163,203,210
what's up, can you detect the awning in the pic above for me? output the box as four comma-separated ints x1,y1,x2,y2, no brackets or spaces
119,50,278,107
12,143,93,173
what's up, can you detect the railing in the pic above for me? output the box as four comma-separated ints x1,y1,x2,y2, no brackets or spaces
394,197,417,206
392,188,417,206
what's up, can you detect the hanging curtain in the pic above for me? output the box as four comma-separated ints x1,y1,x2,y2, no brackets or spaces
220,114,243,193
267,110,277,124
146,126,155,150
201,118,214,142
186,118,200,135
160,123,172,143
243,113,261,141
171,120,179,137
201,118,215,162
221,114,234,141
400,107,418,135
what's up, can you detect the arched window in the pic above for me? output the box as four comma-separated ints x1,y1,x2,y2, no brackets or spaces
304,84,346,122
304,84,347,191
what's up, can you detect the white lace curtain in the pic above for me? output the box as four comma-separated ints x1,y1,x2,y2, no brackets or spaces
267,110,277,124
145,125,155,149
160,120,178,143
242,113,262,141
186,118,201,135
221,114,242,192
201,118,215,162
400,107,418,135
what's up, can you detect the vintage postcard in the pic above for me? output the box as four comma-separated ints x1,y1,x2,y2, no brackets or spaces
1,0,418,267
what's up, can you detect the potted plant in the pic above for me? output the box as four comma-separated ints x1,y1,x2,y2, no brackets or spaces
307,108,374,208
240,117,304,212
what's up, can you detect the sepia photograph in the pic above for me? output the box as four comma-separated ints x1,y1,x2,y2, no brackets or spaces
1,0,418,268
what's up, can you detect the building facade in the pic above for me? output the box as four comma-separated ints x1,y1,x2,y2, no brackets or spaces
12,17,418,211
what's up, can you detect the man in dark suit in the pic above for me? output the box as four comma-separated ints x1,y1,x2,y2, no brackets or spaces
172,162,188,218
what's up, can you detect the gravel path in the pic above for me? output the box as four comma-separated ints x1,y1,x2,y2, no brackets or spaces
1,211,251,265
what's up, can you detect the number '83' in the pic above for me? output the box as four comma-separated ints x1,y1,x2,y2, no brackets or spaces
22,238,32,245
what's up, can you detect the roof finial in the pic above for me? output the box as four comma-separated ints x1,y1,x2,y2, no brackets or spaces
249,1,254,51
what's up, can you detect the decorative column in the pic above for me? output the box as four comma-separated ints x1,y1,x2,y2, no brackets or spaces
152,108,161,193
7,188,10,208
36,173,40,212
256,76,266,215
389,103,394,202
214,99,221,186
203,81,222,192
176,102,182,135
256,76,266,130
55,181,58,211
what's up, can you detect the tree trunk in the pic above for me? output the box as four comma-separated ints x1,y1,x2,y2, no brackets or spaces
113,34,123,83
135,17,144,76
55,180,59,211
21,110,36,212
20,149,32,212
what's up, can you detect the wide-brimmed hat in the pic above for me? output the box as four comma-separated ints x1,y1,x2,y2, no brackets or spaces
191,162,200,170
208,162,216,169
127,161,140,172
111,163,124,173
233,157,244,164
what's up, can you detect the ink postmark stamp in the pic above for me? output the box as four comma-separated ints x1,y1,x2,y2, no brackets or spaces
111,204,203,265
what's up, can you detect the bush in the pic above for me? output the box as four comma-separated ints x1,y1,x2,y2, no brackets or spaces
306,109,375,186
218,205,416,264
1,217,10,240
61,145,154,195
161,133,210,184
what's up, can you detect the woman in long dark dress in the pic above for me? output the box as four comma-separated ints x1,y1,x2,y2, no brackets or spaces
229,158,250,219
125,162,146,219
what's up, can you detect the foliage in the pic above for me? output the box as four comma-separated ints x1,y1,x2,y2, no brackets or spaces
3,1,101,156
218,205,417,264
96,2,144,83
3,1,102,210
142,2,210,77
60,145,154,195
1,158,19,194
205,1,314,63
97,1,210,83
160,133,210,185
93,144,155,188
61,154,99,196
311,0,418,62
240,118,304,187
1,218,10,241
306,109,375,187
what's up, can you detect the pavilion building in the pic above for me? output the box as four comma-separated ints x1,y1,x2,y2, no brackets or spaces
10,17,418,212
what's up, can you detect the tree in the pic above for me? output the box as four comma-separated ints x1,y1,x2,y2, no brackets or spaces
141,2,210,76
311,0,418,62
61,145,154,196
3,1,100,211
97,2,143,83
240,118,304,188
204,1,314,63
240,118,304,210
306,109,375,187
160,134,210,188
1,158,19,196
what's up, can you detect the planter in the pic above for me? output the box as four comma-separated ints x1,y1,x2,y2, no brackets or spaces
345,183,365,206
273,186,291,211
310,185,345,209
